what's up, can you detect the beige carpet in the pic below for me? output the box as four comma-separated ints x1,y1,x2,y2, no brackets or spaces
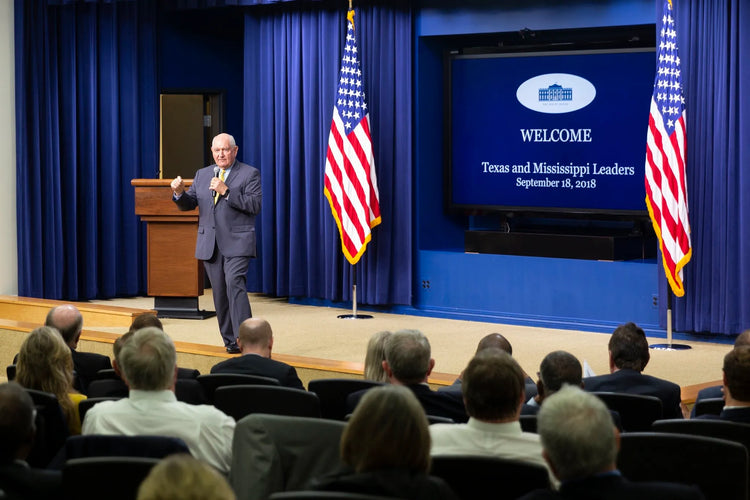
89,292,730,388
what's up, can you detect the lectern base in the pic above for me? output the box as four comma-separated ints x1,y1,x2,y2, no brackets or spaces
154,297,216,320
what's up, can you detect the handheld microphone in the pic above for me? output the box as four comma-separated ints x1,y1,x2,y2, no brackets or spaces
211,166,220,196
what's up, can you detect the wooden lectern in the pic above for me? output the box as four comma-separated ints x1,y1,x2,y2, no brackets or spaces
131,179,215,319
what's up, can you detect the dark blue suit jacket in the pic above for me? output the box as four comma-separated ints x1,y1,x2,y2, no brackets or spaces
71,349,112,395
347,383,468,423
583,369,683,419
174,160,262,260
695,407,750,424
210,354,305,390
518,473,704,500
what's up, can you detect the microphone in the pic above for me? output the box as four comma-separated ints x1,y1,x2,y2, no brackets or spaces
211,166,220,196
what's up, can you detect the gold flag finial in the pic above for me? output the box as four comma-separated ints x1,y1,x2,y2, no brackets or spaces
347,7,355,29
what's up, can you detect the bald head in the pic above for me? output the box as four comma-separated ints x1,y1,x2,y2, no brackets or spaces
476,333,512,356
237,318,274,357
45,305,83,348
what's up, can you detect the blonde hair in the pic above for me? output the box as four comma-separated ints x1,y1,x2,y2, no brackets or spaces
364,331,391,382
16,326,77,431
137,454,236,500
341,385,431,473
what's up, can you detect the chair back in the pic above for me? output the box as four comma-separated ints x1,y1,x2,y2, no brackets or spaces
197,373,280,403
86,378,129,399
270,493,397,500
62,456,160,500
427,414,455,424
619,431,748,500
23,388,69,468
175,379,208,405
308,378,384,420
214,385,321,420
95,368,121,381
519,415,538,433
430,455,551,500
5,364,15,381
64,434,190,460
230,413,346,500
694,397,725,417
78,397,122,425
592,391,662,431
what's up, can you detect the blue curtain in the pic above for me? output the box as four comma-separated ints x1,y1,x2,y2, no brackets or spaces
15,0,158,300
243,3,413,305
664,0,750,335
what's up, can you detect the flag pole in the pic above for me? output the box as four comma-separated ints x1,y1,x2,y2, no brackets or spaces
337,265,373,320
650,283,691,351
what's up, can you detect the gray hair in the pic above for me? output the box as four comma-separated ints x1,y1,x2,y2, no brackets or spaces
537,385,617,480
384,330,431,384
119,327,176,391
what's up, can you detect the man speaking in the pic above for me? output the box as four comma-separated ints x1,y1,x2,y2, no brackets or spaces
171,133,262,354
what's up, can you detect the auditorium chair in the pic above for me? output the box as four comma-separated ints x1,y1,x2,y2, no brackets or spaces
78,396,122,424
230,413,346,500
5,364,15,381
24,388,69,468
308,378,384,420
62,456,160,500
430,455,551,500
519,414,538,433
196,373,280,403
214,385,321,420
693,397,725,417
591,391,662,431
618,431,748,500
270,493,397,500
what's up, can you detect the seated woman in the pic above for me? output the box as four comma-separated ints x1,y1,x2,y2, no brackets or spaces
311,385,458,500
16,326,87,435
363,330,392,383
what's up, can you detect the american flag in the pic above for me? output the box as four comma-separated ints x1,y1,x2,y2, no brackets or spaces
324,9,381,266
645,0,692,297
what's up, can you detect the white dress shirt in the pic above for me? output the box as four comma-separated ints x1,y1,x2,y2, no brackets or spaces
82,390,235,474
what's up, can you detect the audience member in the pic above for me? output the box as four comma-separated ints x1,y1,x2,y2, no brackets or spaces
210,318,304,389
0,382,61,499
312,385,458,500
696,346,750,423
694,330,750,404
430,349,554,484
363,330,392,382
137,454,236,500
45,304,112,394
583,322,683,418
348,330,468,423
82,327,235,474
16,326,86,435
129,313,164,332
437,333,537,401
524,350,583,414
519,385,704,500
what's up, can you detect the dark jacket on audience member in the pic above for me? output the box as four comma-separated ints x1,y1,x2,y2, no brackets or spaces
310,467,459,500
347,384,468,423
70,349,113,395
696,407,750,424
210,353,305,390
582,369,683,419
518,473,704,500
0,460,62,500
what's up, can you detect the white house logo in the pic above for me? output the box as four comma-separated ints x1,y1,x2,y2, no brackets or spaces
517,73,596,114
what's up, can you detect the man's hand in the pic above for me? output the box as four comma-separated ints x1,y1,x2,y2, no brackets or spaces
210,177,228,195
171,176,185,196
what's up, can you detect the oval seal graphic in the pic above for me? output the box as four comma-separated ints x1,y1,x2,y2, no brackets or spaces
516,73,596,114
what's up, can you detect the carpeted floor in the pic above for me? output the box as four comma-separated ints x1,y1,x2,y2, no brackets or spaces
89,292,729,388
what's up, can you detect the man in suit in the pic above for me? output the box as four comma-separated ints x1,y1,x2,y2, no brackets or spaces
429,349,554,485
696,345,750,423
523,350,584,415
45,304,112,395
210,318,304,390
437,333,537,402
171,132,262,354
693,329,750,405
518,385,704,500
583,322,684,419
347,329,468,423
0,382,61,499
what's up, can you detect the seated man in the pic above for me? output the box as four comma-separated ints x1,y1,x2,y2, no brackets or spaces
694,330,750,404
519,385,704,500
45,305,112,395
347,329,468,423
437,333,537,401
583,322,683,419
430,349,554,484
0,382,61,499
82,327,235,474
210,318,304,390
696,345,750,423
523,350,584,415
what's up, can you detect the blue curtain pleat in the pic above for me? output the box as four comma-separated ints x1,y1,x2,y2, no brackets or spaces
15,0,157,300
244,4,413,305
666,0,750,335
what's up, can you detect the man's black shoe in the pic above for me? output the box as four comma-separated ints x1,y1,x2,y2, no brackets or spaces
225,345,241,354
